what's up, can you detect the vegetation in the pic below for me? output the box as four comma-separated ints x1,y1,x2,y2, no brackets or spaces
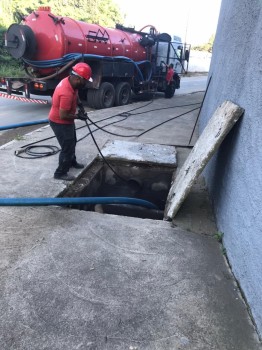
0,0,123,28
0,0,124,76
0,26,23,77
214,231,227,256
214,231,224,243
192,34,215,53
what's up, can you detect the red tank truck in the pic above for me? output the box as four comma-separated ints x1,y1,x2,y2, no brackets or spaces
0,6,190,108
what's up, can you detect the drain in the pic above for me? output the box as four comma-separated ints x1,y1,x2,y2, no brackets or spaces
62,159,174,220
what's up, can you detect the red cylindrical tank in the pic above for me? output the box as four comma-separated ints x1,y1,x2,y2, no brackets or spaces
6,6,148,63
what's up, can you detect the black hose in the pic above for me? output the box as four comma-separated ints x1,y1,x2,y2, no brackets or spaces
15,145,60,159
14,99,203,158
85,106,200,138
188,75,212,145
83,119,128,183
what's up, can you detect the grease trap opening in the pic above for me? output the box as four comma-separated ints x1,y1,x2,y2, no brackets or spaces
62,160,174,220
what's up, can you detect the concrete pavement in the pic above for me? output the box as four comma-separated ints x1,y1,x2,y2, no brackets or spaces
0,90,261,349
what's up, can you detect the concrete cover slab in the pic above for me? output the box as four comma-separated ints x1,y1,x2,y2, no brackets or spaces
99,140,177,167
0,207,260,350
165,101,244,219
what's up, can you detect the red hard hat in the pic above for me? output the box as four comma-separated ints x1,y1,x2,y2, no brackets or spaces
72,63,93,82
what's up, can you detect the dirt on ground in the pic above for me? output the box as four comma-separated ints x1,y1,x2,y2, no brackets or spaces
181,72,208,77
0,125,43,147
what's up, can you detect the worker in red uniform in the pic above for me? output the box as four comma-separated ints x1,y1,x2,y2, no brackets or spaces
165,63,175,98
49,62,93,181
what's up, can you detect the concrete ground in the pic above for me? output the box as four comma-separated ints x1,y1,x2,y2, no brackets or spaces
0,90,261,349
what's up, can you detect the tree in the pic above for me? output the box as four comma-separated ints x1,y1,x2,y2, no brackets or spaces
0,0,43,27
0,0,123,28
0,0,123,76
192,34,215,53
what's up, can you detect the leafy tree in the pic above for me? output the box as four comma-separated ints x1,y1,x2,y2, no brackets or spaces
192,34,215,53
0,0,123,76
0,0,123,28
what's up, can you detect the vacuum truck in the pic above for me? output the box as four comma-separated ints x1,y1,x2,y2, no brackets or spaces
0,6,190,108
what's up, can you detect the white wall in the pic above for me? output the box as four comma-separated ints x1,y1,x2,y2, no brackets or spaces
199,0,262,337
188,50,212,73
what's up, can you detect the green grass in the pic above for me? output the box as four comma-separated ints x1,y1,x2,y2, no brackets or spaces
214,231,227,256
14,134,25,141
0,57,25,77
0,28,25,77
214,231,224,243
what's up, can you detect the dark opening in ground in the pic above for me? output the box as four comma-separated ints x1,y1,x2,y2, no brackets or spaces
62,159,174,220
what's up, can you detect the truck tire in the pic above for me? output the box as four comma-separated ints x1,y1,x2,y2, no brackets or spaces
94,82,115,109
115,82,131,106
87,89,96,109
165,83,175,98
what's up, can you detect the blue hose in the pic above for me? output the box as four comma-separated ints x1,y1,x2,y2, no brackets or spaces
0,119,49,131
23,53,146,68
23,53,152,84
0,197,158,209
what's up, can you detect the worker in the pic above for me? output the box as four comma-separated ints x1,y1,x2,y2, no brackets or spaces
48,62,93,181
165,63,175,98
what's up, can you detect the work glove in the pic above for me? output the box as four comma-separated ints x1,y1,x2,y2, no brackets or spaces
76,111,88,121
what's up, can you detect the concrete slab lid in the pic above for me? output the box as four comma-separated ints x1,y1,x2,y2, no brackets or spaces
0,207,261,349
164,100,244,219
99,140,177,167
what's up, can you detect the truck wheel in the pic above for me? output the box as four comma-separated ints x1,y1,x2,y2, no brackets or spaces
87,89,96,109
94,82,115,109
115,82,131,106
165,84,175,98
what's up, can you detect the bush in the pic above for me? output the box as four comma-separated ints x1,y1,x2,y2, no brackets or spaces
0,27,25,77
